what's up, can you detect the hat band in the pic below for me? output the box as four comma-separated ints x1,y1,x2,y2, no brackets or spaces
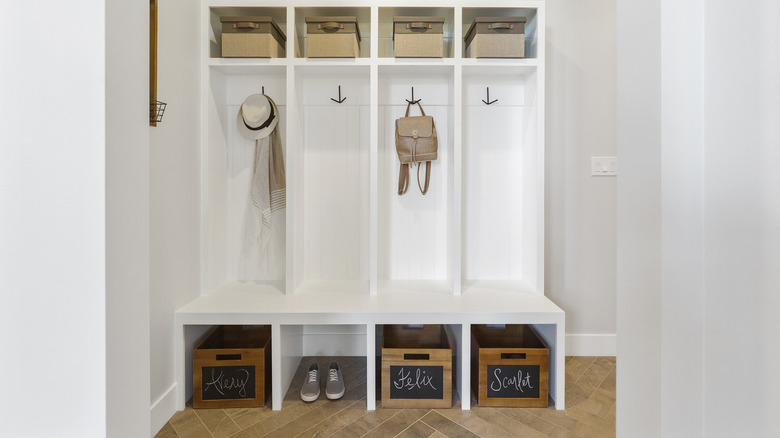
243,102,275,131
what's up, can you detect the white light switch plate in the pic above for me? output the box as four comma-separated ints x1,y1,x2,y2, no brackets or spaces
591,157,617,176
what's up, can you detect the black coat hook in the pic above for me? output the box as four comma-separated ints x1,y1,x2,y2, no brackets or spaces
262,86,265,94
330,85,346,103
482,87,498,105
406,87,421,104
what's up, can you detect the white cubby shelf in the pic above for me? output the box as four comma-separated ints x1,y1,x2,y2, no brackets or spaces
177,0,564,413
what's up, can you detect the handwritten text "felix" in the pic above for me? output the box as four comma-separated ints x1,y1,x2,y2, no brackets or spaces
393,367,437,391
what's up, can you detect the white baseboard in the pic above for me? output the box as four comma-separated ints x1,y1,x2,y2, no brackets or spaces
566,334,616,356
150,383,178,437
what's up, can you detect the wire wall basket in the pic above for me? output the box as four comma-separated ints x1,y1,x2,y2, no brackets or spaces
150,100,167,125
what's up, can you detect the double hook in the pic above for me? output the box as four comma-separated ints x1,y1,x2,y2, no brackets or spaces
406,87,421,104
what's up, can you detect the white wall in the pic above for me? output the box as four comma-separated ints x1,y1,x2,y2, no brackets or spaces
546,0,617,355
106,0,152,436
616,0,662,433
149,0,202,435
0,0,151,436
618,0,780,436
0,2,107,436
702,2,780,436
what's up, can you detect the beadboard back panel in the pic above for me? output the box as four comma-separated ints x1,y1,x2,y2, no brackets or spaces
377,68,454,287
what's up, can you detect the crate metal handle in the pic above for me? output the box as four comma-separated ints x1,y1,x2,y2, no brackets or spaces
216,353,242,360
407,22,432,29
319,22,344,30
234,22,259,29
489,23,514,30
404,353,430,360
500,352,526,360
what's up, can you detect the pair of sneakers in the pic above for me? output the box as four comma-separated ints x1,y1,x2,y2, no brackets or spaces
300,361,344,402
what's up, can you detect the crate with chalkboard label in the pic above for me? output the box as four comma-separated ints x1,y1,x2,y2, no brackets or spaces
471,324,549,407
193,325,271,409
381,324,455,409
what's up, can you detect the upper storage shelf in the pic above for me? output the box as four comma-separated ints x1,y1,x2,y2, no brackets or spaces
205,1,542,65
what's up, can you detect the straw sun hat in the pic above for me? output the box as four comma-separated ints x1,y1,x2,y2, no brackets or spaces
237,93,279,139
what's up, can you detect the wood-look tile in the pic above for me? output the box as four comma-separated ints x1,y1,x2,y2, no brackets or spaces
605,402,616,423
260,385,366,437
396,420,435,438
419,411,479,438
442,406,548,438
526,406,609,438
495,408,581,438
563,406,616,436
169,407,212,438
223,406,274,431
565,379,595,409
155,421,180,438
576,358,615,395
195,408,241,438
327,406,400,437
227,400,317,438
362,409,430,438
600,365,616,392
576,385,616,419
566,357,597,382
295,398,368,438
155,355,617,438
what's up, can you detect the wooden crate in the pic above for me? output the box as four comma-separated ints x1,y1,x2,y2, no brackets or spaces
381,324,454,408
193,325,271,408
471,324,549,407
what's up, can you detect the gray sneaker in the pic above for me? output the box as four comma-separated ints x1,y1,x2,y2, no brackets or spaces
300,362,320,402
325,361,345,400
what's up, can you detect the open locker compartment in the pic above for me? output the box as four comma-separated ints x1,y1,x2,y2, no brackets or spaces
460,65,543,295
377,65,456,296
290,65,371,296
204,65,288,296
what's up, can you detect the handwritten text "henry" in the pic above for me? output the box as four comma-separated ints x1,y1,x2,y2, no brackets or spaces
204,368,250,397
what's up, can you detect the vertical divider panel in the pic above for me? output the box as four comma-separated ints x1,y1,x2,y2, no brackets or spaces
534,5,546,293
271,323,282,410
366,323,376,409
460,323,471,410
286,4,299,296
452,6,463,295
200,0,210,295
276,324,304,411
370,63,379,296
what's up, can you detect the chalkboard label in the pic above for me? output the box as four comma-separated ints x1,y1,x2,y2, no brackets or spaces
202,366,256,400
487,365,540,399
390,366,444,399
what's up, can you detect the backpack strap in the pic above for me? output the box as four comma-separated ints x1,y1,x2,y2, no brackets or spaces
398,163,410,195
404,101,426,117
417,161,431,195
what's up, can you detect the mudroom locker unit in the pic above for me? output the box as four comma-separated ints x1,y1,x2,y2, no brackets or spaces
174,0,565,412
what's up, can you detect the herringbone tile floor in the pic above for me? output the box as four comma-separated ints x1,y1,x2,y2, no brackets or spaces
157,355,615,438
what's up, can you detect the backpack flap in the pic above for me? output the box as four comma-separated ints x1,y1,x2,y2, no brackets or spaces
397,116,433,138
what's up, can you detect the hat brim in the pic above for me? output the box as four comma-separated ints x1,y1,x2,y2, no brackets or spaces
237,96,279,140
